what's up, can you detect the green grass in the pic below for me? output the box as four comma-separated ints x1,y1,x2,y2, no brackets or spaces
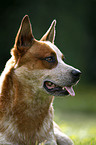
53,84,96,145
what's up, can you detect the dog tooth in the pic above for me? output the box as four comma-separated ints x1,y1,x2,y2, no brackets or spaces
48,82,52,86
62,87,65,90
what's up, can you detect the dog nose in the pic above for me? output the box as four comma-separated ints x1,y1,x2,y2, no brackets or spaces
71,70,81,79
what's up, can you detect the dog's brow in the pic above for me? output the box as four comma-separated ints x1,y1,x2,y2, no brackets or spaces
51,52,56,56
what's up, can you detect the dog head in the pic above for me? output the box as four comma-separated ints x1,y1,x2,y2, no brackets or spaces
11,15,81,97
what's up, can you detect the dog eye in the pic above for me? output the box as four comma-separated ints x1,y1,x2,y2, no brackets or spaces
44,56,56,63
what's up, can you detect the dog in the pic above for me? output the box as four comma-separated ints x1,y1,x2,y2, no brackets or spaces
0,15,81,145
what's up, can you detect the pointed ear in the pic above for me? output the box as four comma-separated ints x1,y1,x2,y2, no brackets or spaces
14,15,34,51
40,20,56,43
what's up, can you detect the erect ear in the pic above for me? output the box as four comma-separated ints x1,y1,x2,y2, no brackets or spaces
14,15,34,51
40,20,56,43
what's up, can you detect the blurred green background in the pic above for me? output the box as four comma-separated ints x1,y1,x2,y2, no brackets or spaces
0,0,96,144
0,0,96,83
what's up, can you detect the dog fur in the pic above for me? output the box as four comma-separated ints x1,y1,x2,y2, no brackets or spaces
0,15,81,145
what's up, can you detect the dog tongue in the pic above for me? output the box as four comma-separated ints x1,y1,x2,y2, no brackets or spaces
65,86,75,96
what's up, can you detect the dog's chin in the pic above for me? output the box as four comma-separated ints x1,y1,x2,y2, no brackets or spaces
43,81,76,96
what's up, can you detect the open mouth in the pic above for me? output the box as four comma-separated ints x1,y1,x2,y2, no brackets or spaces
43,81,75,96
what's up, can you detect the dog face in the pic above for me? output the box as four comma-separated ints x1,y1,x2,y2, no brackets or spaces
12,15,81,98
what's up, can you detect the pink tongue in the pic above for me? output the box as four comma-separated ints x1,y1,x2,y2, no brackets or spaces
65,86,75,96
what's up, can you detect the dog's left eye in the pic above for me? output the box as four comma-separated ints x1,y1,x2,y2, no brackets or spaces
44,56,56,63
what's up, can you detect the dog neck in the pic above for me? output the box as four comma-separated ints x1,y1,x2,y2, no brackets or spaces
0,61,54,139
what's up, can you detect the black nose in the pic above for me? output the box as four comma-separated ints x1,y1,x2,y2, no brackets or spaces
71,70,81,79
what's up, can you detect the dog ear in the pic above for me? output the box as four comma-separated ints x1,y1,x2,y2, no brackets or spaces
40,20,56,43
14,15,34,52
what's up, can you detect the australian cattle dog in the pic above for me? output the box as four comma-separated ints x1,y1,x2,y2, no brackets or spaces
0,15,81,145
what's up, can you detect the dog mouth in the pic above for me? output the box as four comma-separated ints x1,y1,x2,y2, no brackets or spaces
43,81,75,96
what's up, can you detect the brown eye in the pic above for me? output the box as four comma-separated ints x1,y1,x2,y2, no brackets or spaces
44,56,56,63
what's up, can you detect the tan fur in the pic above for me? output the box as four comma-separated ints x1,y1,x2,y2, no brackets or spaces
0,40,55,145
0,15,80,145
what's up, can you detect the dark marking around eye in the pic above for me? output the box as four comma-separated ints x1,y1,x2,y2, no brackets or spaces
44,56,56,63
